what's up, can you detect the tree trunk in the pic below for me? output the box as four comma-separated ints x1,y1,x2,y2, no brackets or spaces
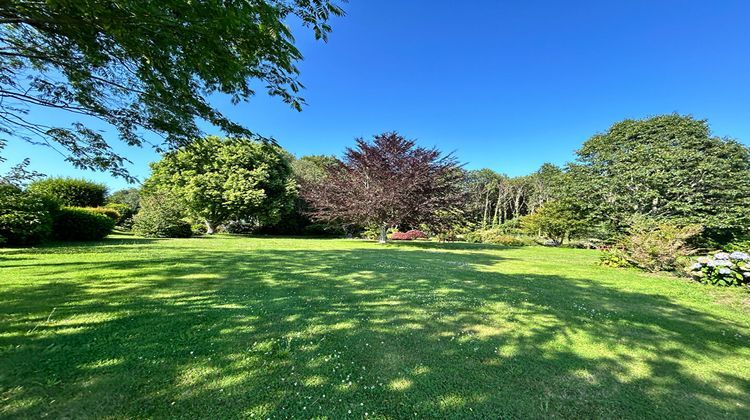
482,189,490,228
493,186,503,226
205,220,216,235
378,224,388,244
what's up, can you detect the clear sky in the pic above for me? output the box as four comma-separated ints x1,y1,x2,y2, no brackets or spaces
3,0,750,191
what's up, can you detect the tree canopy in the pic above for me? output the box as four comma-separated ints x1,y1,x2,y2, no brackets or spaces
0,0,344,180
302,132,463,242
143,136,296,233
567,114,750,239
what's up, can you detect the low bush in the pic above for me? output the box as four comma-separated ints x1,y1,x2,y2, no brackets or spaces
53,207,115,241
600,218,702,272
391,230,428,240
725,235,750,253
598,247,631,268
465,228,534,246
28,177,107,207
103,203,134,226
362,225,394,240
0,185,57,246
302,223,347,237
224,220,255,234
132,193,192,238
688,251,750,286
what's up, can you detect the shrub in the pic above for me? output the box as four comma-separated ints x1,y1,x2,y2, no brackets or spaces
598,247,631,268
725,235,750,253
28,177,107,207
103,203,132,225
601,218,702,272
53,207,115,241
689,251,750,286
391,229,428,240
465,228,533,246
224,220,255,234
80,206,120,222
0,185,57,246
132,193,192,238
302,223,346,237
362,225,394,240
107,188,140,227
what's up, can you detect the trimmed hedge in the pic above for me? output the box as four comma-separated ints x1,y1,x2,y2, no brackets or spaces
53,207,115,241
0,185,57,246
28,177,107,207
80,206,121,222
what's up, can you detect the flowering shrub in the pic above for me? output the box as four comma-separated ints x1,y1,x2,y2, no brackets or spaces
390,230,428,240
689,251,750,286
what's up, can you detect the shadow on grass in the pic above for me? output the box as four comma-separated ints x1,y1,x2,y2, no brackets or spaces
1,240,748,418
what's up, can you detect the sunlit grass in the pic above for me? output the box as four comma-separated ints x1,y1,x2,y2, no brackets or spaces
1,234,749,418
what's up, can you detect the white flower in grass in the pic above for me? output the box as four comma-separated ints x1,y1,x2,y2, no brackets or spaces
690,263,703,271
714,252,730,260
718,268,732,275
729,251,750,261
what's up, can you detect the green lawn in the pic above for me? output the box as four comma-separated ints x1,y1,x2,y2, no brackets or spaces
1,235,749,419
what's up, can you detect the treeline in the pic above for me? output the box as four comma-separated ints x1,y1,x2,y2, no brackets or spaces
3,114,749,260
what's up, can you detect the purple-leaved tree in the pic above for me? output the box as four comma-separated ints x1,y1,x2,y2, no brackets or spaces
302,132,463,243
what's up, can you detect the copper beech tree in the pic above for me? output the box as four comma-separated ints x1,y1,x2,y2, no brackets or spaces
302,132,463,243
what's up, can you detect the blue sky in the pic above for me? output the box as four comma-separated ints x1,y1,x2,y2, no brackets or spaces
3,0,750,191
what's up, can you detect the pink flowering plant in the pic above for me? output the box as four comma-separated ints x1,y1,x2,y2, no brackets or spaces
689,251,750,286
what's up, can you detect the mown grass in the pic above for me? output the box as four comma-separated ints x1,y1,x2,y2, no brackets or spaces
1,234,749,418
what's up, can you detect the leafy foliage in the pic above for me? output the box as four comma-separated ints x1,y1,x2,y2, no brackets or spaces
106,188,140,227
0,184,56,246
53,207,115,241
689,252,750,287
521,200,586,244
464,229,534,246
107,188,140,212
302,132,463,243
600,218,702,272
0,0,344,179
132,192,192,238
568,114,750,240
390,230,428,241
463,163,565,229
28,177,107,207
143,136,297,233
80,207,120,222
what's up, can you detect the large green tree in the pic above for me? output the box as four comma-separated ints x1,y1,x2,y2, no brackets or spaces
0,0,344,180
568,114,750,240
143,136,296,234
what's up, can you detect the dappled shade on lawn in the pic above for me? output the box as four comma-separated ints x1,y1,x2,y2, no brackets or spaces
1,236,749,418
